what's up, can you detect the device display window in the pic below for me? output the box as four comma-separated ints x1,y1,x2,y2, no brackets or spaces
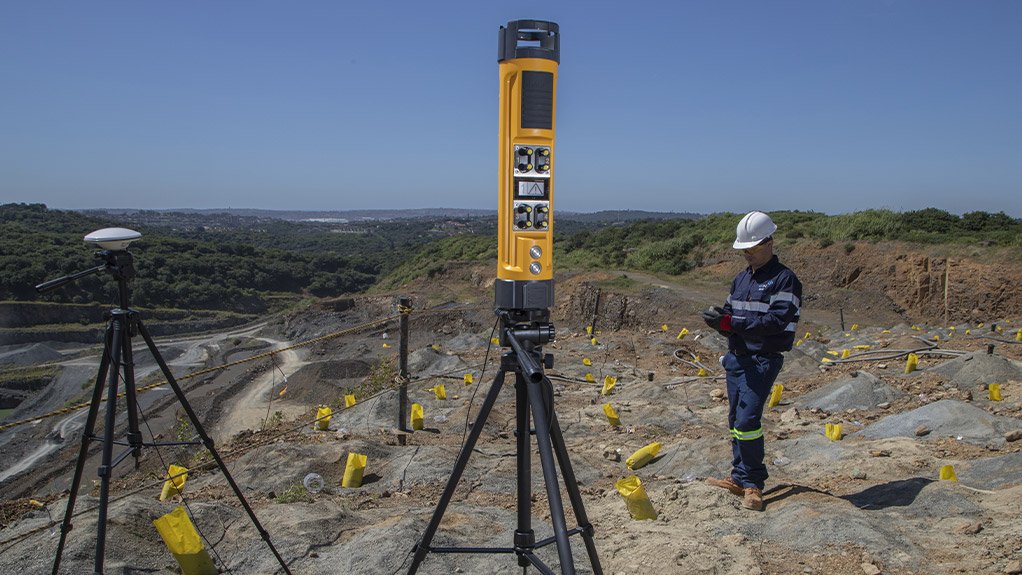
516,180,548,199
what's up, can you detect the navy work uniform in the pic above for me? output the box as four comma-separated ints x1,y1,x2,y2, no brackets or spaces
720,255,802,490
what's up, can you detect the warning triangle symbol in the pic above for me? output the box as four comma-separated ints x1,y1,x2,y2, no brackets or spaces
527,182,543,196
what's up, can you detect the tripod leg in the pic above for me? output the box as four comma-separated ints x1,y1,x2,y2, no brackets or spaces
547,398,603,575
407,367,508,575
526,377,576,575
51,324,114,575
514,374,534,566
118,314,143,467
134,319,294,575
95,315,127,575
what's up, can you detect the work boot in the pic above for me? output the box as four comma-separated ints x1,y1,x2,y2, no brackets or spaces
742,487,763,511
706,476,743,497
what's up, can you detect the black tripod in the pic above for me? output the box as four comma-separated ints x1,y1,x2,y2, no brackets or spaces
37,248,293,575
407,312,603,575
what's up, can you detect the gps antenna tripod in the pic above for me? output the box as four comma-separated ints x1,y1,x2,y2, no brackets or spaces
407,311,603,575
37,240,293,575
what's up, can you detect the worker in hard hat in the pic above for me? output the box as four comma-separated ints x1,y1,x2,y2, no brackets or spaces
701,211,802,511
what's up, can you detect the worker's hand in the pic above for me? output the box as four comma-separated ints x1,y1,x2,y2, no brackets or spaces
701,306,732,333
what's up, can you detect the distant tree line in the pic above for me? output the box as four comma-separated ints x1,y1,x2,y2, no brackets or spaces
1,204,378,312
3,204,1017,313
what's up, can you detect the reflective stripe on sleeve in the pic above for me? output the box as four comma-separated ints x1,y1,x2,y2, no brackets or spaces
730,300,770,313
769,291,801,307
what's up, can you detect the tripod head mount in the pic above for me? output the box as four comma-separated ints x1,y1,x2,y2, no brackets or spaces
35,229,141,311
497,308,555,383
35,248,137,294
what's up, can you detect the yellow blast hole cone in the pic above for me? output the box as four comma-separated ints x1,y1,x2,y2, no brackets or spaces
582,358,592,366
939,465,958,482
989,384,1002,401
677,328,689,340
315,406,332,431
601,375,617,395
342,452,367,488
586,325,593,336
585,372,595,383
410,403,424,431
153,507,218,575
615,476,657,520
697,367,708,377
463,373,473,385
344,394,357,408
905,353,919,374
841,349,851,359
1016,329,1022,342
433,384,446,400
160,465,188,501
626,442,662,470
661,324,668,332
602,403,621,427
767,384,783,408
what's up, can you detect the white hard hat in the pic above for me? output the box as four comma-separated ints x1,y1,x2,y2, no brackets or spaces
733,211,777,249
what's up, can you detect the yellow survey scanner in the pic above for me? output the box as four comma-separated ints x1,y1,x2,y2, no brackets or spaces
495,20,558,311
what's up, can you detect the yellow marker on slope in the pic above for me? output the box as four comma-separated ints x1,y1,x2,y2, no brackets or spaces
342,452,367,488
344,394,357,408
989,384,1002,401
626,442,662,470
616,476,657,520
433,384,446,400
410,403,424,430
160,465,188,501
939,465,958,482
677,328,689,340
601,375,617,395
905,353,919,374
602,403,621,427
825,423,843,441
153,507,218,575
315,406,332,430
767,384,783,408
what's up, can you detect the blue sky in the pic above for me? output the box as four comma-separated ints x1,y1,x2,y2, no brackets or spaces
1,1,1020,215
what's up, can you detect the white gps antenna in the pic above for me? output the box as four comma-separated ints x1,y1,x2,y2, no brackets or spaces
84,227,142,250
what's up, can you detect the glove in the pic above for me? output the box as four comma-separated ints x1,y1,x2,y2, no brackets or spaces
700,306,732,333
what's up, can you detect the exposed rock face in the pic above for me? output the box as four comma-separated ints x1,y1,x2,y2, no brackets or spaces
786,243,1022,323
562,283,643,331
